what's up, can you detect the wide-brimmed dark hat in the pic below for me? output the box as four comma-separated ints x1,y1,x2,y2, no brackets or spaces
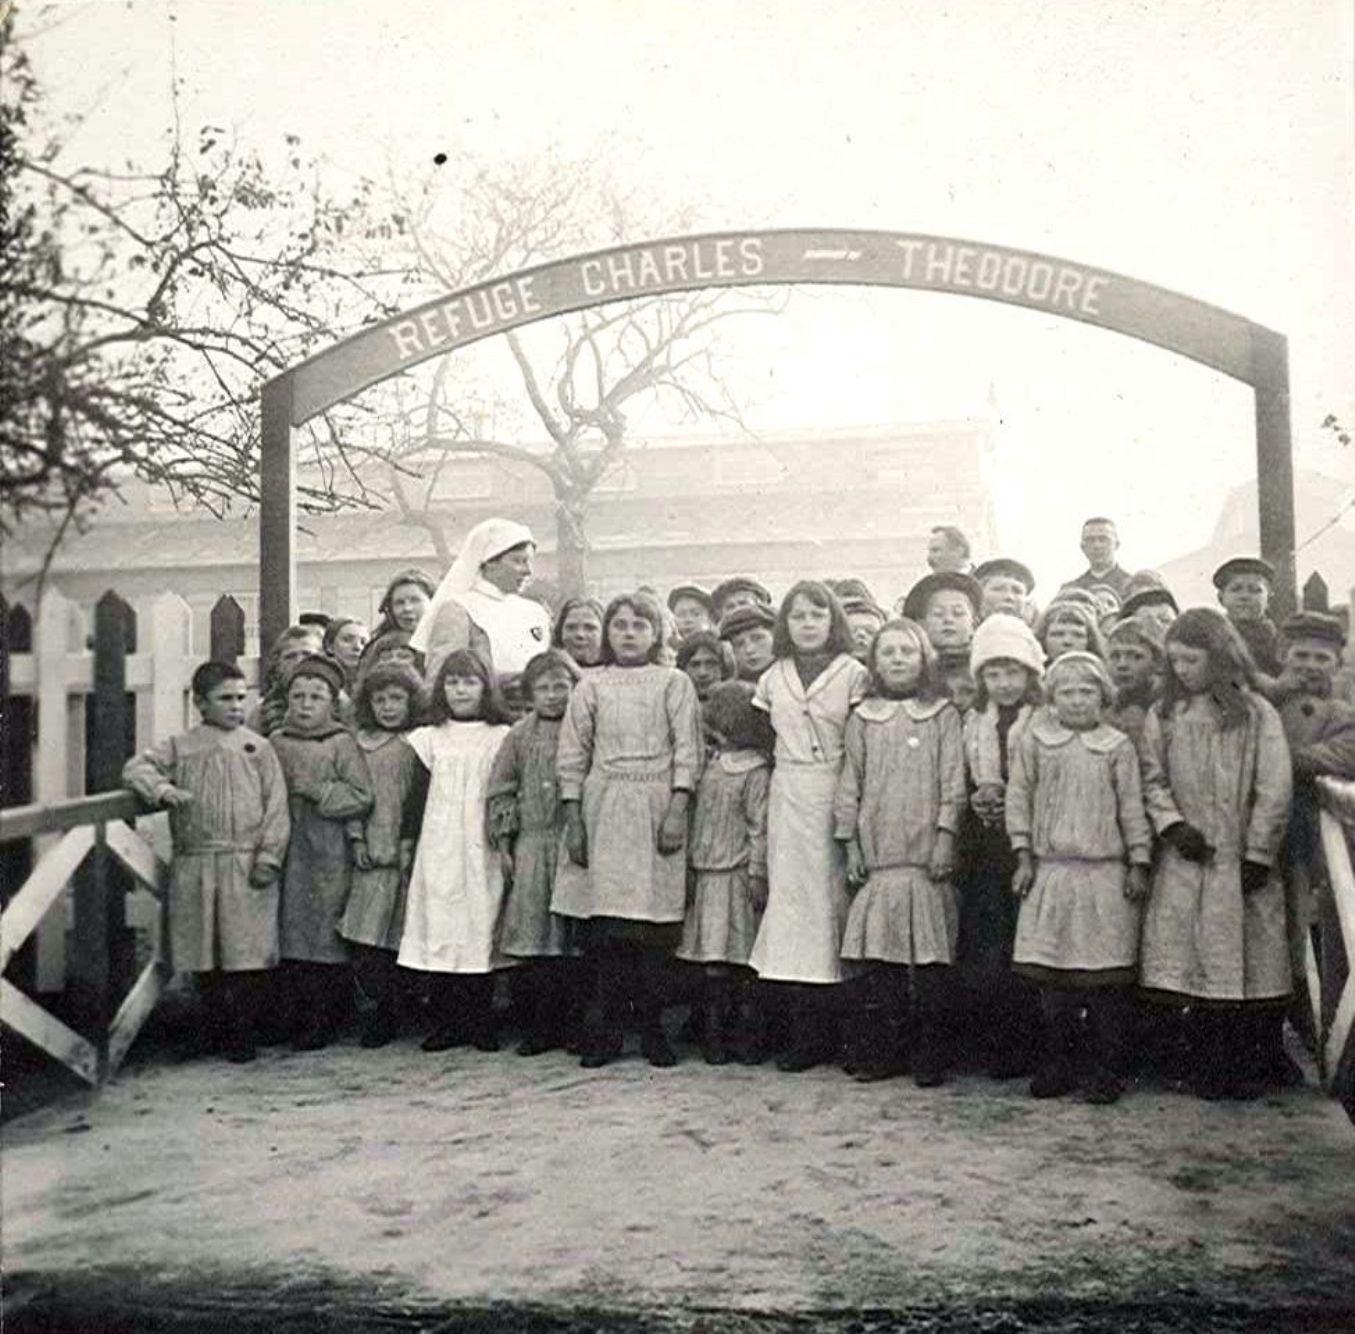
718,602,777,641
711,576,773,614
899,571,982,622
666,584,714,615
1213,556,1275,590
973,558,1035,593
1279,611,1346,649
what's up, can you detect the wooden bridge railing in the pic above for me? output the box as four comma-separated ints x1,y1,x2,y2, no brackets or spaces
0,791,170,1085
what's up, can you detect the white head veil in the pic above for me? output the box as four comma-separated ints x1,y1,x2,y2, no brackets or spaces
409,517,536,653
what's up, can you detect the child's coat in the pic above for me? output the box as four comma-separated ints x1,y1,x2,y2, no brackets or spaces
678,750,770,965
835,697,966,965
487,712,572,957
748,654,870,984
271,723,374,963
1005,717,1151,980
398,720,511,973
554,664,703,923
123,724,290,971
1138,694,1293,1000
339,729,428,951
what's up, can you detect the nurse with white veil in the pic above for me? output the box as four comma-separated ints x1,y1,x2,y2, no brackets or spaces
410,518,552,691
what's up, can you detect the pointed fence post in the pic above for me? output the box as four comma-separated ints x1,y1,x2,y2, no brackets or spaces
32,590,74,992
144,592,195,743
72,591,137,1047
209,594,246,664
0,600,36,992
1303,571,1330,613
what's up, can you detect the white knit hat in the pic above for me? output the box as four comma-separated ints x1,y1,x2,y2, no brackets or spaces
970,612,1044,678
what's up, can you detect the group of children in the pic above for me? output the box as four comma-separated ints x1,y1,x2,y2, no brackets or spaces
122,551,1355,1106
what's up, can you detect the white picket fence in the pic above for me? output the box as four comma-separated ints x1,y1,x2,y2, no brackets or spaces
3,588,259,990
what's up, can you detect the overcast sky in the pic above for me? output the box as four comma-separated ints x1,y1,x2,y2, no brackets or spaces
23,0,1355,591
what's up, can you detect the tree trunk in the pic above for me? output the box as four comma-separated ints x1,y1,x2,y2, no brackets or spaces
555,492,589,597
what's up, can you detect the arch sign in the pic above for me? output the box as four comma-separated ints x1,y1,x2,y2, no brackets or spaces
259,228,1293,645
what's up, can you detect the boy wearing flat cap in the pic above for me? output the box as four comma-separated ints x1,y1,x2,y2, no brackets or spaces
1272,612,1355,1085
1214,556,1281,680
711,576,773,623
973,558,1035,621
667,585,715,646
719,602,777,683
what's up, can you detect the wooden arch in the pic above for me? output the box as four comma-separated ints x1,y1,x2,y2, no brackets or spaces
258,228,1293,646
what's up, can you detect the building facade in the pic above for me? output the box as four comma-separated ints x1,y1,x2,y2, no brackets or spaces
5,421,997,654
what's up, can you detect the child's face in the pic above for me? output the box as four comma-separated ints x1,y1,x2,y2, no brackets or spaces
388,583,430,632
444,672,485,719
981,660,1030,708
560,607,604,665
722,590,761,616
787,594,831,653
731,627,774,677
922,591,974,650
671,598,711,638
197,678,248,730
846,610,882,660
1219,575,1269,623
370,684,412,731
684,647,724,699
278,634,322,676
378,645,418,669
1282,638,1341,695
1167,641,1211,694
1044,616,1089,657
287,675,336,729
331,622,369,669
608,606,657,665
873,629,923,694
530,668,573,720
944,665,977,713
980,576,1026,618
1052,678,1103,730
1140,604,1177,636
1108,642,1155,691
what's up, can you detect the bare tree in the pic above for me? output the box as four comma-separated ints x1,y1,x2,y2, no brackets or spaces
1,14,413,586
349,151,786,592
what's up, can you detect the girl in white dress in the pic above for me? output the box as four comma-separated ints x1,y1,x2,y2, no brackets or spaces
748,580,869,1072
397,649,512,1053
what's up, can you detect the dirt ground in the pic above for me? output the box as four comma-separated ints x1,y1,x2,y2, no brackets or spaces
5,1030,1355,1333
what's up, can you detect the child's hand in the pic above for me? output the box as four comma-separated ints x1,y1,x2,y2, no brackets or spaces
564,806,588,868
844,840,869,891
1124,864,1150,903
972,782,1005,826
1164,821,1214,864
160,786,195,810
748,875,769,913
657,804,687,855
1241,860,1271,895
248,861,279,888
352,838,373,872
1011,851,1035,898
928,830,955,882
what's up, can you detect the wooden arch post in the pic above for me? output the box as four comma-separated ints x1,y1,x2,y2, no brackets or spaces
258,229,1294,648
